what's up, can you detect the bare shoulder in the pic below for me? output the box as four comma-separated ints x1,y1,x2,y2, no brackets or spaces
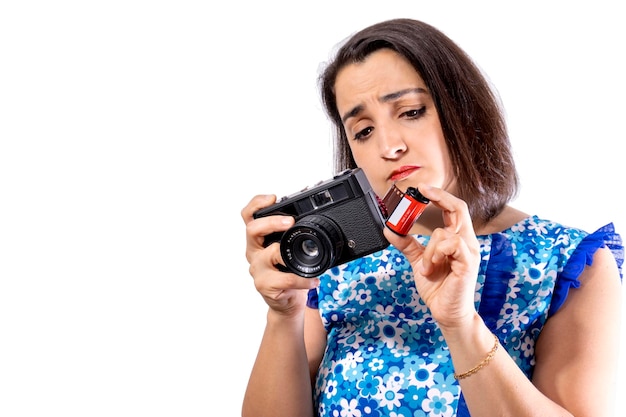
544,245,621,330
532,246,622,414
559,246,621,316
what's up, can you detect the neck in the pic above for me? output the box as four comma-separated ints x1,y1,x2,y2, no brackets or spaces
408,206,446,235
408,205,529,236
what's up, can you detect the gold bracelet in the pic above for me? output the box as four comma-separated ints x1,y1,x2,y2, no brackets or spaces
453,333,499,380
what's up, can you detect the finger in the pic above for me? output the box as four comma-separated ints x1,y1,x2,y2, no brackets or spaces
429,234,470,266
257,270,321,293
383,228,425,262
241,194,277,224
249,244,320,291
420,228,477,276
419,227,452,274
415,184,474,238
245,216,295,262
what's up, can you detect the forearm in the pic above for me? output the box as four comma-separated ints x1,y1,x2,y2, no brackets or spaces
242,309,314,417
442,315,572,417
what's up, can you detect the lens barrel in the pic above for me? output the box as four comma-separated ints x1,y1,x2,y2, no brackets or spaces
280,215,343,278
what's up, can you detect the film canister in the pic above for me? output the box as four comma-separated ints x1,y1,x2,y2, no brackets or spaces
385,186,429,235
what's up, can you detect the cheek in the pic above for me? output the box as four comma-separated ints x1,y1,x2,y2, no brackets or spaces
350,151,377,179
347,140,374,166
373,184,390,199
359,168,389,197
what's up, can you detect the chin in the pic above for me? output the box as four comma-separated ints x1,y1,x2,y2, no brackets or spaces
386,178,417,193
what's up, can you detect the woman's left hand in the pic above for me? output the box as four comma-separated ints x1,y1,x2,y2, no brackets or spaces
383,184,481,330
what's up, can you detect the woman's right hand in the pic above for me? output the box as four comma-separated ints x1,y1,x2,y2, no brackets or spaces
241,194,320,316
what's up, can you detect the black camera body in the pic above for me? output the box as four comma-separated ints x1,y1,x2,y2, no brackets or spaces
253,168,389,277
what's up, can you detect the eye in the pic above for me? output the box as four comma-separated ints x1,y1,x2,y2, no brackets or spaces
354,126,374,141
402,106,427,119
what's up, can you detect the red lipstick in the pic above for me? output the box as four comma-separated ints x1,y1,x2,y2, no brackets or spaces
389,165,420,182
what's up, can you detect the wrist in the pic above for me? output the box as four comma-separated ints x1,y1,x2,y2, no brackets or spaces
438,312,487,342
266,306,305,326
454,333,499,380
439,314,497,376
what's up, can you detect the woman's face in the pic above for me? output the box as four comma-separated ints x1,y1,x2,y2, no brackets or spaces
334,48,454,198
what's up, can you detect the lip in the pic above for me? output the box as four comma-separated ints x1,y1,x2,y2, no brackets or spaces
389,165,420,182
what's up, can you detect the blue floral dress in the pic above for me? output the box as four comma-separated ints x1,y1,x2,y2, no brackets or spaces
306,216,623,417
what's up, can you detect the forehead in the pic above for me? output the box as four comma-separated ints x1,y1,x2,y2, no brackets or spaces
334,49,426,111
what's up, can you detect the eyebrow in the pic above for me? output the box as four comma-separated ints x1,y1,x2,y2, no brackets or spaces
341,87,428,123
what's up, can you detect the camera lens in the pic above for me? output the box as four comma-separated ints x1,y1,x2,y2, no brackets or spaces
280,214,343,278
300,239,320,257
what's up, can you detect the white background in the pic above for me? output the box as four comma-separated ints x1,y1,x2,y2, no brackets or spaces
1,1,624,416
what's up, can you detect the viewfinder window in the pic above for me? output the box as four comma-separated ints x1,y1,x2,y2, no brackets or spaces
311,190,333,209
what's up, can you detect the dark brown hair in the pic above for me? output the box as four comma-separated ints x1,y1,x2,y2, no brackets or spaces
319,18,519,225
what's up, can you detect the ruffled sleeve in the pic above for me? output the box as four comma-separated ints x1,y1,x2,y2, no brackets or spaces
549,223,624,317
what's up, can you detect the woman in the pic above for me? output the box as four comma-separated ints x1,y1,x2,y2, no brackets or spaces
241,18,623,416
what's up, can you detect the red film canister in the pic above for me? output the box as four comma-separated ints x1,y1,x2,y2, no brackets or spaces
385,187,429,235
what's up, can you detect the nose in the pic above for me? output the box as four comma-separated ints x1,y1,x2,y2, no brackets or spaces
378,124,407,159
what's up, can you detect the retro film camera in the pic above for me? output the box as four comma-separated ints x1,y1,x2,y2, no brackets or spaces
253,168,390,278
